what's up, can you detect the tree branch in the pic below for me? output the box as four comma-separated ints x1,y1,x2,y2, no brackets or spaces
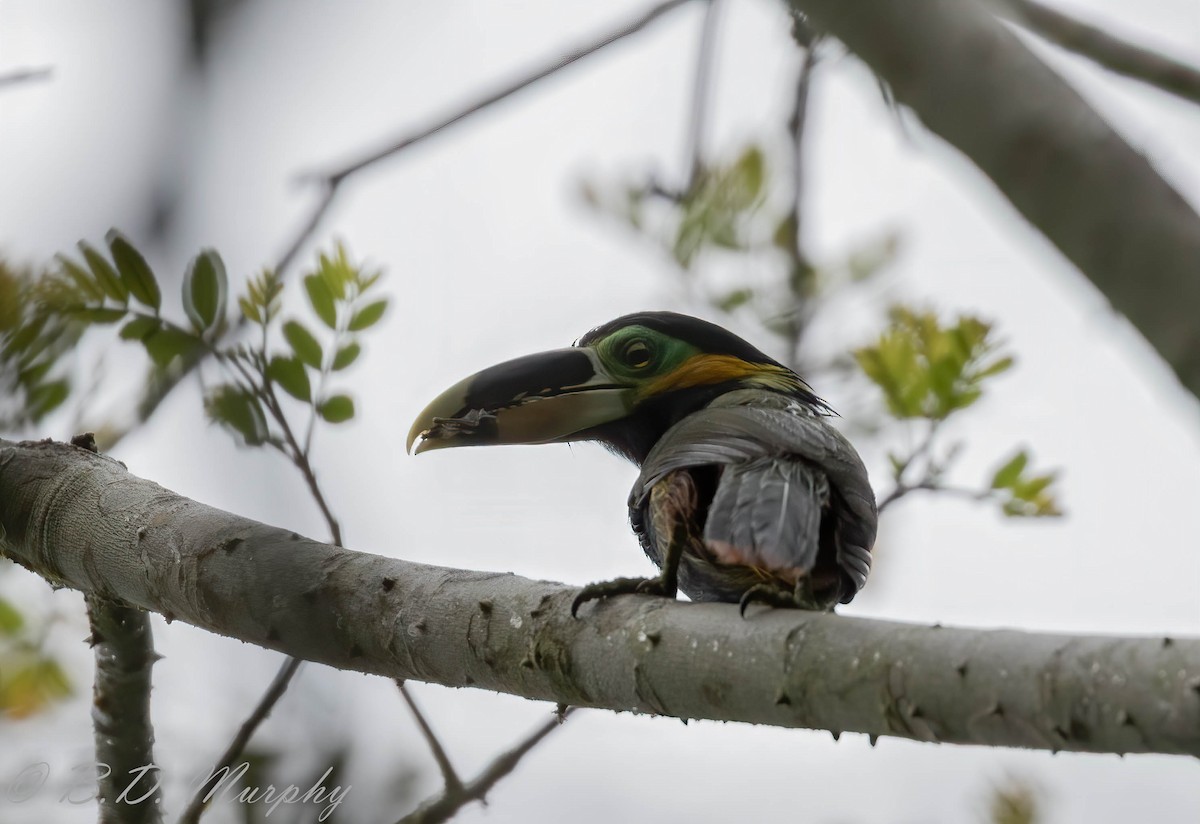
791,0,1200,403
1,438,1197,757
991,0,1200,107
86,595,162,824
0,67,52,89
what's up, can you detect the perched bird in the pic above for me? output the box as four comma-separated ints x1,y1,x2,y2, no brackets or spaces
407,312,876,614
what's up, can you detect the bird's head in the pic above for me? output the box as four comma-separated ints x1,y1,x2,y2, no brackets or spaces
407,311,829,464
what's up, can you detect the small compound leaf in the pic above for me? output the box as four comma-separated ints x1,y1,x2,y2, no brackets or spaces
105,230,161,311
267,355,312,402
143,327,201,368
183,249,227,332
347,299,387,332
283,320,323,369
78,241,127,303
331,342,361,371
119,316,161,341
318,394,354,423
305,274,337,329
205,385,269,446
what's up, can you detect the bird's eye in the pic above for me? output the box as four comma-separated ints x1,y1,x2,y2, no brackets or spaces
622,339,652,369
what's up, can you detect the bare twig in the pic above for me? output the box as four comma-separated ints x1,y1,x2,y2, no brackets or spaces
397,709,577,824
176,657,304,824
396,681,463,793
877,479,994,513
991,0,1200,107
0,66,52,89
683,0,722,192
779,38,822,373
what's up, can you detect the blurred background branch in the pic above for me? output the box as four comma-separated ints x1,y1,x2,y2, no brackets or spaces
991,0,1200,106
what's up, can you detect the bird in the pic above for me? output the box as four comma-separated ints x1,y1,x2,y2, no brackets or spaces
406,311,876,615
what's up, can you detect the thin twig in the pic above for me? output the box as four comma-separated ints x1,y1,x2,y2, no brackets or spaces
324,0,691,186
397,709,577,824
259,378,343,545
780,38,821,373
877,480,994,514
0,66,52,89
176,657,304,824
683,0,722,193
396,681,463,792
991,0,1200,107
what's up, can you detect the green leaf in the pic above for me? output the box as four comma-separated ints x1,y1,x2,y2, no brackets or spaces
205,385,269,446
238,297,262,325
305,274,337,329
331,342,361,371
318,394,354,423
105,230,161,311
183,249,227,333
71,307,128,325
714,288,754,313
27,379,69,420
0,597,25,636
267,355,311,402
119,316,161,341
977,355,1015,380
283,320,323,369
143,327,201,368
78,241,127,303
347,299,387,332
990,450,1029,490
732,145,765,203
56,255,104,302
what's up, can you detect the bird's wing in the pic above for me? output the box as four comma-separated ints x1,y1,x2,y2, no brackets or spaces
629,391,876,599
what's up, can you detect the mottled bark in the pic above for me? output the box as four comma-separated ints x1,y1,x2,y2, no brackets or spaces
86,595,162,824
791,0,1200,402
1,438,1197,755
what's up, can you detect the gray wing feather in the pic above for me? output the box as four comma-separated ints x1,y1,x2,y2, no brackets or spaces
630,389,877,597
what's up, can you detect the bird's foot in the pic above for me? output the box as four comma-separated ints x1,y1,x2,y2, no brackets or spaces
571,576,677,617
737,584,799,617
738,579,839,617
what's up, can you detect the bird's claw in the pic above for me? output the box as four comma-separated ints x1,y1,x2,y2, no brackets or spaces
737,584,797,617
738,579,841,618
571,576,677,617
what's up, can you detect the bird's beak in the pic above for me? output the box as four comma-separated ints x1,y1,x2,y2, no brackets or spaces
406,347,635,454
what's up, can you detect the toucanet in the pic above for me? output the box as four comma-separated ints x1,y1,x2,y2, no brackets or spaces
407,311,876,615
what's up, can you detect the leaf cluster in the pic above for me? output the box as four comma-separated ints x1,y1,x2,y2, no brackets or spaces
213,244,386,446
0,259,79,427
860,308,1061,518
855,306,1013,420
